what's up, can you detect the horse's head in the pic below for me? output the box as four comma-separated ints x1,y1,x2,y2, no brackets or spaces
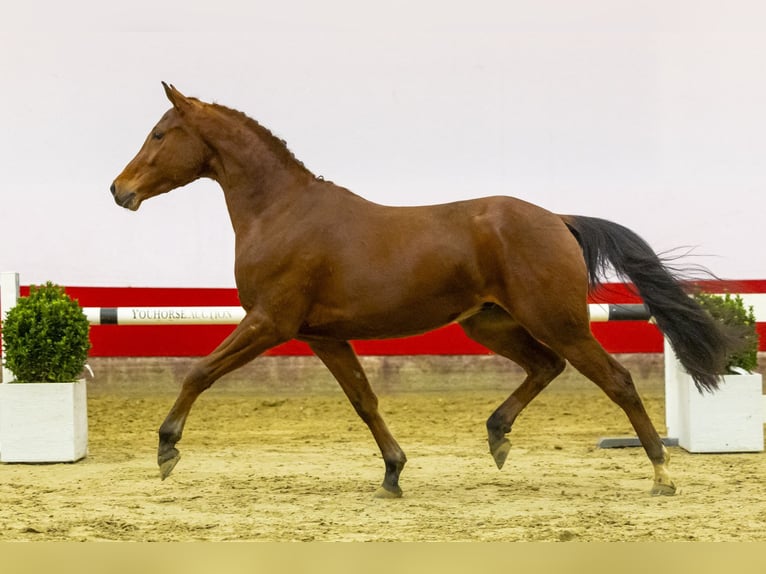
111,83,213,211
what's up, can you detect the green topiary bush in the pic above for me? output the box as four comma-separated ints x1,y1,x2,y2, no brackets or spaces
2,282,91,382
694,292,759,373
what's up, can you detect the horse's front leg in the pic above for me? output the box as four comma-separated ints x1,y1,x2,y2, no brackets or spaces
308,339,407,498
158,312,287,479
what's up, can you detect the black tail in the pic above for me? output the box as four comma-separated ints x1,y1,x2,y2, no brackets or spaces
563,214,741,393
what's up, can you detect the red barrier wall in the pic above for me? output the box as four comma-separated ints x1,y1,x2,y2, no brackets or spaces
12,280,766,357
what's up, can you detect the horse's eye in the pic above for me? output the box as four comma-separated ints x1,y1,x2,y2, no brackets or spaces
152,131,164,140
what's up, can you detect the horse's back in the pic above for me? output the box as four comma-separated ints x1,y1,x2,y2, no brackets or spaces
297,186,586,293
320,187,567,243
282,188,589,339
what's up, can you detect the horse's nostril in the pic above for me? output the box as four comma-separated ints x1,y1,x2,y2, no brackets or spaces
110,182,116,196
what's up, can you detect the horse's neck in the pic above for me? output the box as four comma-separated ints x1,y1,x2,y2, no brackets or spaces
211,139,314,235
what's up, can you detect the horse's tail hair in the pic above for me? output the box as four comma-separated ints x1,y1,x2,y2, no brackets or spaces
561,214,743,393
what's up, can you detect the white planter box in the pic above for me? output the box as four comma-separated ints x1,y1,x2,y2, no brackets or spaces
675,370,764,453
664,340,764,453
0,379,88,463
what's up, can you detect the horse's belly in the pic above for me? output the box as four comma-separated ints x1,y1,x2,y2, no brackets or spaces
298,298,487,341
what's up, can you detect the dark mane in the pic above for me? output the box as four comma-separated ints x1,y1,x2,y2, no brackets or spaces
209,102,313,176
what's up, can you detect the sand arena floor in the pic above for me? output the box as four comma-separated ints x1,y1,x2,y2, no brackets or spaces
0,354,764,542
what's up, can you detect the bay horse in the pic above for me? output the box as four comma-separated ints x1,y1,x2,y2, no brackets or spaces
111,83,737,497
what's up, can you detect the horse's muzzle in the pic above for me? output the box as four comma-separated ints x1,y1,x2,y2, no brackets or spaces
110,182,139,211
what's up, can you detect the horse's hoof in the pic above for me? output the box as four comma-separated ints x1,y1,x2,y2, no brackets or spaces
158,450,180,480
374,484,403,499
650,481,677,496
490,438,511,470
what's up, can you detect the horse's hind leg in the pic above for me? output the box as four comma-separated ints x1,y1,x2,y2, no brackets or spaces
515,300,675,495
308,339,407,498
558,337,676,495
158,311,287,479
460,306,566,470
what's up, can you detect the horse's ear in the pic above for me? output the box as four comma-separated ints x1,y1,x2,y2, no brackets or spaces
162,82,194,115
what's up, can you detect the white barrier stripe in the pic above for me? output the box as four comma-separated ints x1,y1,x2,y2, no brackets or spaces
81,304,652,326
82,306,246,325
588,295,766,323
588,304,611,322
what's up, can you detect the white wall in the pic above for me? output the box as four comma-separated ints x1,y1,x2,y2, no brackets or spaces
2,0,765,287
